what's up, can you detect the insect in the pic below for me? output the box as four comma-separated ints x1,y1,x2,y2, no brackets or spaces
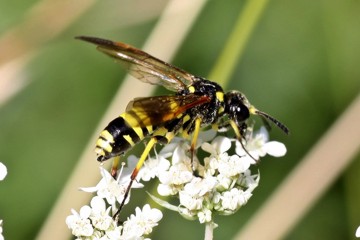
76,36,289,219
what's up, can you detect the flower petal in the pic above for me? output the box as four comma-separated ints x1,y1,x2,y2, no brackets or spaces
264,141,287,157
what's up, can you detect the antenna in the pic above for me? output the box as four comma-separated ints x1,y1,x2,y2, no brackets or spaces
255,110,290,135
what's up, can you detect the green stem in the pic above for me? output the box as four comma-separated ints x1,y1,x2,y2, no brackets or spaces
208,0,269,88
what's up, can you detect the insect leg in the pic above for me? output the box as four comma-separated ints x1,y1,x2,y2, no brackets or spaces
229,120,257,161
113,137,158,221
190,118,202,169
110,156,120,178
229,120,242,139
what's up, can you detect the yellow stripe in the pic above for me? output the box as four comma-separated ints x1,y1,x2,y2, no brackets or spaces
249,106,257,115
216,91,224,102
96,138,113,153
153,127,168,137
120,112,138,126
182,114,191,124
120,112,145,139
218,106,224,114
146,125,153,133
133,127,144,139
95,147,105,156
188,86,195,93
100,130,114,143
123,135,136,146
165,131,175,142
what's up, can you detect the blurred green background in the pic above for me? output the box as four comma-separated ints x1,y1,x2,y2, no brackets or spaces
0,0,359,239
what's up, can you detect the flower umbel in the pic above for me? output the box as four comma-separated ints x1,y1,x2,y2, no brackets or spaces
67,128,286,238
145,128,286,223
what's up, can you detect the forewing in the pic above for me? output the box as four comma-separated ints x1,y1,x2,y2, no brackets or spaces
76,36,195,92
125,94,211,127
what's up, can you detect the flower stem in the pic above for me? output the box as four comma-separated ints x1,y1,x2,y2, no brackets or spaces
204,221,214,240
208,0,269,87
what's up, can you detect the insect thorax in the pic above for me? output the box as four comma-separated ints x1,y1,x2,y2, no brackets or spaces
178,78,226,130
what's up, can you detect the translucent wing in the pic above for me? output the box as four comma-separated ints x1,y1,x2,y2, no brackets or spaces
76,36,196,92
124,94,211,127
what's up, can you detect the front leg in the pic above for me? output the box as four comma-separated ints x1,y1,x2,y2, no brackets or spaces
190,118,202,171
113,137,158,221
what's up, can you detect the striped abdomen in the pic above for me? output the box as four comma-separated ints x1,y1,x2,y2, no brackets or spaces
95,112,154,162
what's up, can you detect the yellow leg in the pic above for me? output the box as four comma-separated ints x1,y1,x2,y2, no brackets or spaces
190,118,201,167
113,137,158,221
229,120,241,139
131,137,157,179
110,156,120,178
229,120,256,161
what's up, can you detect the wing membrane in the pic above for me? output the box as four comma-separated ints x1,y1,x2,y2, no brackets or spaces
125,94,210,127
76,36,195,92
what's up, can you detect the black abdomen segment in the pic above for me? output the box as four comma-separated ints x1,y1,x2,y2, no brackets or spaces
95,113,152,162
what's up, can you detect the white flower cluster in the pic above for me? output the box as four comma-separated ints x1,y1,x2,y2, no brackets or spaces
66,164,163,240
67,127,286,238
140,127,286,223
356,225,360,238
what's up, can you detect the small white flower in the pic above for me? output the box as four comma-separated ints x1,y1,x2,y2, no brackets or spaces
171,142,192,165
236,127,287,161
215,174,232,190
202,136,231,159
157,164,193,195
121,204,163,239
237,170,260,190
179,190,202,211
66,206,94,237
0,162,7,181
179,178,206,211
89,196,113,231
262,141,287,157
218,154,250,178
356,225,360,238
81,166,143,206
141,154,170,182
104,226,123,240
220,188,250,212
197,208,213,223
157,147,194,196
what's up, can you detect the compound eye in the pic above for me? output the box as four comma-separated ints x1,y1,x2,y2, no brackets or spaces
235,104,250,122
